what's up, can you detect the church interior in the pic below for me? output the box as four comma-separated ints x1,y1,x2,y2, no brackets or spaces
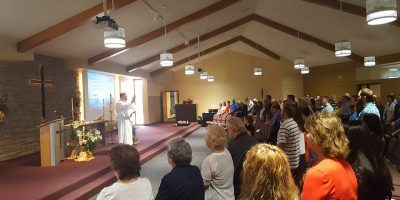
1,0,400,199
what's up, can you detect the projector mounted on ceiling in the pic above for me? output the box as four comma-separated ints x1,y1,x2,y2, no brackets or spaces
95,15,119,31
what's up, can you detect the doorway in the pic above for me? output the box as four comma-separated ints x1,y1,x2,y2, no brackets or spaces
161,91,179,122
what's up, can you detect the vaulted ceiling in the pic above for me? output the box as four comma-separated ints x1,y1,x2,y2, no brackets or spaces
1,0,400,75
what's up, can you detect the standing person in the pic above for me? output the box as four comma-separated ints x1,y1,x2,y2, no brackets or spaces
155,138,204,200
201,125,234,200
321,96,334,113
226,117,257,198
115,93,135,145
277,103,301,184
302,113,357,200
240,144,298,200
97,145,153,200
358,88,380,120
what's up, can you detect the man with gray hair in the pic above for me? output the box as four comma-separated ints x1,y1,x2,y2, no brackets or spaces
226,117,257,198
155,138,204,200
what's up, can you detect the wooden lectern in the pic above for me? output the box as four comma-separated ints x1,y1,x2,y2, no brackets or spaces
38,119,65,167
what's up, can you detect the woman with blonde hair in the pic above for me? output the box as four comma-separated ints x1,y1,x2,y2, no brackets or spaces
202,124,234,200
301,112,357,200
240,143,298,200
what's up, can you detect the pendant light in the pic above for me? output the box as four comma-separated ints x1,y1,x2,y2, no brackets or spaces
301,66,310,74
335,1,351,57
367,0,397,25
185,64,195,75
207,75,214,82
160,5,173,67
200,71,208,80
294,31,305,69
254,68,262,76
102,0,125,48
364,56,376,67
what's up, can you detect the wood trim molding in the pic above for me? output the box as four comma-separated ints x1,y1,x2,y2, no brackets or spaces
301,0,400,27
88,0,241,65
17,0,137,52
126,14,253,72
149,35,281,76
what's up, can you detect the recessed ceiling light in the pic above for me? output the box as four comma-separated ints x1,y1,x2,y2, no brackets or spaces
389,68,398,72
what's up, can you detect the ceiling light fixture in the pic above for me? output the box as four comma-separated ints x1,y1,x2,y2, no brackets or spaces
200,71,208,80
254,67,262,76
207,75,214,82
294,58,305,69
185,64,195,75
364,56,376,67
160,5,173,67
99,0,126,48
366,0,398,25
335,40,352,57
301,66,310,74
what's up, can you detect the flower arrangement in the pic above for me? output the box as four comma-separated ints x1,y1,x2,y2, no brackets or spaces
67,121,102,162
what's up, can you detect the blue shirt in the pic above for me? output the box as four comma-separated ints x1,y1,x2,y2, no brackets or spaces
357,102,380,120
322,103,334,113
230,103,238,113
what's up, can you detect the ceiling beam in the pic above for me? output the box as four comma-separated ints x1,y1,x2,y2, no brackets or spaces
239,36,280,60
252,14,364,63
126,14,253,72
150,35,281,76
88,0,241,65
302,0,400,27
17,0,137,52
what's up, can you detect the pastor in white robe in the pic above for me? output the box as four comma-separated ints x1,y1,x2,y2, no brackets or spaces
115,100,134,145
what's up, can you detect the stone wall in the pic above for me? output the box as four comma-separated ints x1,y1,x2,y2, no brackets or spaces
0,54,76,161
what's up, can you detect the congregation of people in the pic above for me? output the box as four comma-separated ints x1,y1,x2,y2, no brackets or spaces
98,88,400,200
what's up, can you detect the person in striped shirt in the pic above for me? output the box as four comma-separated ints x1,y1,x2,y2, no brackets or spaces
277,103,301,177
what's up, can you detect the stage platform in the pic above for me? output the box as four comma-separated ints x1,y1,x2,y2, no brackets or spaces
0,123,201,200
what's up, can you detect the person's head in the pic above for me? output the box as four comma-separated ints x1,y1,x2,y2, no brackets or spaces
227,100,231,105
167,138,192,167
232,99,236,104
223,101,227,106
330,95,336,102
344,120,378,155
226,116,247,139
322,96,329,104
304,112,350,159
120,92,128,101
205,125,228,151
282,103,297,119
362,113,384,145
358,88,374,103
109,145,141,181
265,95,272,103
341,95,351,103
387,95,395,103
240,144,298,200
270,100,281,114
286,94,295,104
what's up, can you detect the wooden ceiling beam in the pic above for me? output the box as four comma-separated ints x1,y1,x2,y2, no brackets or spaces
301,0,400,27
126,14,253,72
239,36,280,60
150,36,242,76
253,14,364,63
89,0,241,65
17,0,137,52
150,35,282,76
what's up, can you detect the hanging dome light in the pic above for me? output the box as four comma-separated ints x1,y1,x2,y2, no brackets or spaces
200,71,208,80
254,67,262,76
207,75,214,82
335,41,352,57
185,64,195,75
364,56,376,67
294,58,305,69
366,0,397,25
160,52,173,67
301,66,310,74
104,27,126,48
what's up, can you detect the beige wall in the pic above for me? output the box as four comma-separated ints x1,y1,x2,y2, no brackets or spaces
163,50,304,115
303,61,400,101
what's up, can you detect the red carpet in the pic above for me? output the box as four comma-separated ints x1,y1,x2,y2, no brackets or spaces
0,123,200,200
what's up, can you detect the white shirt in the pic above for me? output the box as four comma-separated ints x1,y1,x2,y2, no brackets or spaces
201,149,235,200
97,178,153,200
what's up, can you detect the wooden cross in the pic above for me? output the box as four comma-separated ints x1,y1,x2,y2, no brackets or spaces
29,65,54,120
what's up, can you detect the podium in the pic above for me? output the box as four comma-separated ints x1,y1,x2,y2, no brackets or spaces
38,119,65,167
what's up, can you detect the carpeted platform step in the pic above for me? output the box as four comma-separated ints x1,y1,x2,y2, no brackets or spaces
55,124,201,200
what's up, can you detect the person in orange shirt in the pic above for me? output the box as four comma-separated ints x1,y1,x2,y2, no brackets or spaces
301,112,357,200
